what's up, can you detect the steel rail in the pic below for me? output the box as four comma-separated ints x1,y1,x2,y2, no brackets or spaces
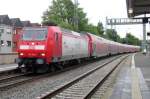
0,56,118,91
38,55,127,99
83,55,128,99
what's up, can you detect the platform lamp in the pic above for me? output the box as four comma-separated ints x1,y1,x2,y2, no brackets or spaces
147,32,150,36
0,20,1,52
147,32,150,51
147,32,150,43
0,31,1,52
128,8,133,18
147,32,150,45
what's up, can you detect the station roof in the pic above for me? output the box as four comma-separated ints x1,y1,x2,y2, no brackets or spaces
126,0,150,17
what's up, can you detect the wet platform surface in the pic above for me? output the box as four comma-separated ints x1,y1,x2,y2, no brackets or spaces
110,53,150,99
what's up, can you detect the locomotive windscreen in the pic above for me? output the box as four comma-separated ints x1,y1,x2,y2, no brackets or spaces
22,28,47,40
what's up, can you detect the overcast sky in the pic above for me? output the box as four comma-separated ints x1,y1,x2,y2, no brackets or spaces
0,0,147,39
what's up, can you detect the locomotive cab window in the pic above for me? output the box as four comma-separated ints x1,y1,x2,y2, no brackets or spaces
22,28,48,40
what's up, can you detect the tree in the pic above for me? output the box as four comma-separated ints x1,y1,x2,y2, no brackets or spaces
42,0,105,35
105,29,121,42
97,22,104,36
124,33,141,45
84,24,99,35
42,0,89,31
42,0,74,29
76,8,89,32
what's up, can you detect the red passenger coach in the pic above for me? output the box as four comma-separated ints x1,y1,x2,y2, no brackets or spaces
87,33,109,57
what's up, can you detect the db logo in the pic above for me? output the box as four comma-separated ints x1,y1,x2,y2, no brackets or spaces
29,46,34,49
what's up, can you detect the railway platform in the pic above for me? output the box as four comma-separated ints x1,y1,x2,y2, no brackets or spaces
110,53,150,99
0,64,17,72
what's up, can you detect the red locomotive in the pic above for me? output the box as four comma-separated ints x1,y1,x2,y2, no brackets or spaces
16,26,140,73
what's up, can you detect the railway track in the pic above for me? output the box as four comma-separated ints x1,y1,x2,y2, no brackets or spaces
0,73,34,90
0,69,17,78
0,54,129,99
36,55,128,99
0,64,92,91
0,71,31,82
0,55,121,91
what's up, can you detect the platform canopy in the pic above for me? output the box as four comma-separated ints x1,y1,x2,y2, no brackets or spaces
126,0,150,17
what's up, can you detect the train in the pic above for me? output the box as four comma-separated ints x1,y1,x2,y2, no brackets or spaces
15,26,140,73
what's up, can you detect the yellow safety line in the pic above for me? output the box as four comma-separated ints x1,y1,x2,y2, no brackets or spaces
131,54,142,99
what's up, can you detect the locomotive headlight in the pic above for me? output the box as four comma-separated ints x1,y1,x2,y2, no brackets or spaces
41,53,45,56
20,53,24,56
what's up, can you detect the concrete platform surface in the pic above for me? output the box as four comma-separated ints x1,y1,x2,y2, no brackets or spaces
110,53,150,99
135,53,150,89
0,64,17,72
